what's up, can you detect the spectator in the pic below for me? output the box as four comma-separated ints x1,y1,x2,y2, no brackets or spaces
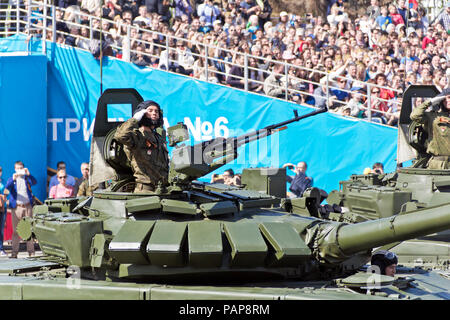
345,87,366,118
247,57,264,93
81,0,101,14
313,77,334,109
222,169,241,186
376,72,395,103
49,169,75,199
76,24,91,50
132,45,149,66
396,0,408,25
330,76,350,110
55,8,70,34
430,55,442,73
327,0,347,16
246,14,260,40
0,166,7,256
134,5,151,26
4,161,36,258
400,46,418,72
212,19,224,34
372,161,385,174
198,16,213,33
435,2,450,31
327,3,349,27
366,85,386,123
48,161,76,194
376,6,392,32
38,0,449,128
197,0,221,27
173,0,193,22
247,0,272,29
282,161,313,198
275,11,289,31
264,63,287,98
227,53,245,89
388,4,404,26
159,39,195,75
282,42,296,62
101,0,121,20
385,93,401,127
210,173,224,184
422,26,436,50
193,46,208,80
239,0,253,19
146,0,170,22
288,64,308,104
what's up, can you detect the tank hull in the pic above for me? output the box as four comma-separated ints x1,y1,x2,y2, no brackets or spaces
0,258,448,300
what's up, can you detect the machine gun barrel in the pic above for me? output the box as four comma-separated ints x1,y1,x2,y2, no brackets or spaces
234,107,327,149
206,107,328,156
262,107,328,132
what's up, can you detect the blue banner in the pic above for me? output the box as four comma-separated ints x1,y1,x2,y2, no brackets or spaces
0,35,398,194
0,54,48,201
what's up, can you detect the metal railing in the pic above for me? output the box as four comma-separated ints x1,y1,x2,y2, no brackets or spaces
0,0,403,126
423,0,447,22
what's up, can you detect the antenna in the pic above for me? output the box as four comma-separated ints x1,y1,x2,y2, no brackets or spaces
99,0,104,95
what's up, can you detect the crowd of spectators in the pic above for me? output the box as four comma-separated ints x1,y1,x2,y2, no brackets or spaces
0,160,94,258
18,0,450,126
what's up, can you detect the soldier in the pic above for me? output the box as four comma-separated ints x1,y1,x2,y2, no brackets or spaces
371,250,398,277
114,101,169,193
77,177,94,197
74,162,89,196
75,162,98,196
410,90,450,169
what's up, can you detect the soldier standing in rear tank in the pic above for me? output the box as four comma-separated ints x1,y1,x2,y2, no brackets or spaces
410,91,450,169
114,101,169,193
370,250,398,277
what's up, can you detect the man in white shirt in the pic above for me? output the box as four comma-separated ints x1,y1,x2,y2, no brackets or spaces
4,161,37,258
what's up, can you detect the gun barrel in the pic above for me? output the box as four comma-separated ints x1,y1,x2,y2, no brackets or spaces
233,107,327,149
337,204,450,255
264,107,327,131
169,107,327,187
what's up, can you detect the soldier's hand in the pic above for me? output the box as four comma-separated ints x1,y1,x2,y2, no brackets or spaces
133,109,147,121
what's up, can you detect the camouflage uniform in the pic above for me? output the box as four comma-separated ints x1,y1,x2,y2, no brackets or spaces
77,178,93,197
114,118,169,192
410,100,450,169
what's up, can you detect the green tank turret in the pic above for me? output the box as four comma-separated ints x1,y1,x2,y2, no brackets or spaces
286,85,450,270
5,88,450,301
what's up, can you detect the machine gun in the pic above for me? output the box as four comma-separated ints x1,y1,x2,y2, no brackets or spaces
89,89,327,192
167,107,327,190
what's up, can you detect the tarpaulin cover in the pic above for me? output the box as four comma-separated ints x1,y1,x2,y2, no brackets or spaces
0,35,398,193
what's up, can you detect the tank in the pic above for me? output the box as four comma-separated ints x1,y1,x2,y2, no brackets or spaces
4,88,450,301
285,85,450,271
